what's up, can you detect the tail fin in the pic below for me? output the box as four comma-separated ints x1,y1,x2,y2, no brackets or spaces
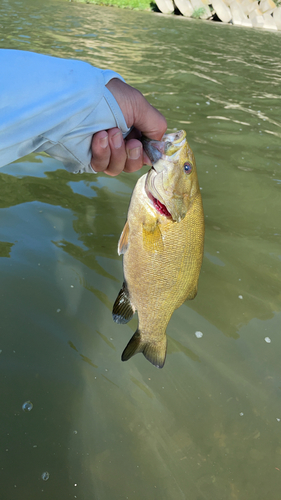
121,330,167,369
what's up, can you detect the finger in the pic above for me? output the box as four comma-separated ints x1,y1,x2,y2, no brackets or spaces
104,128,127,177
106,79,167,141
125,127,141,140
133,96,167,141
125,128,152,166
90,130,110,173
123,138,144,173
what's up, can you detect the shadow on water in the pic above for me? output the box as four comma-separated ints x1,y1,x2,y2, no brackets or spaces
0,167,126,279
0,165,280,340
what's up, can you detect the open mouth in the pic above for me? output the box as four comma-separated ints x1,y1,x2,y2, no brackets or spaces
145,166,172,218
147,190,171,218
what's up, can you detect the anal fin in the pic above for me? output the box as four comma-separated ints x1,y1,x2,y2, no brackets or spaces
112,281,135,324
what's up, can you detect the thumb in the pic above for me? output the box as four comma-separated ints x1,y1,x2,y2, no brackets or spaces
106,79,167,141
133,96,167,141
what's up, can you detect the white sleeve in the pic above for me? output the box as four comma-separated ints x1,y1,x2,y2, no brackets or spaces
0,50,131,173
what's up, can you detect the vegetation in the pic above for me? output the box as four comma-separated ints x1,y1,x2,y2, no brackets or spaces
72,0,158,10
191,7,206,18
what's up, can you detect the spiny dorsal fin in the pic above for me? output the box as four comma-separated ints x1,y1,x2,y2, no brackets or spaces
121,330,167,368
112,281,135,324
142,222,164,253
118,220,129,255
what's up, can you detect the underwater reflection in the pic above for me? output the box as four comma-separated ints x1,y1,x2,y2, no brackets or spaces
0,163,280,340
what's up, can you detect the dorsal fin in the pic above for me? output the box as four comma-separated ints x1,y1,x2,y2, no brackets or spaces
112,281,135,324
118,220,129,255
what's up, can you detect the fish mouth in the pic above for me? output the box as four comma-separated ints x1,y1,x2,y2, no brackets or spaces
141,130,186,161
147,189,172,218
145,168,172,218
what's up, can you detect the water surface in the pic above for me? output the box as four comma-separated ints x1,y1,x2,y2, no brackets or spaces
1,1,281,498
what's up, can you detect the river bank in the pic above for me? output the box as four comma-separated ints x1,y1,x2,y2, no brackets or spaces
70,0,157,10
72,0,281,30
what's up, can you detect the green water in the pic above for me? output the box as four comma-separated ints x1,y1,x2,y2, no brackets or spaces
1,1,281,498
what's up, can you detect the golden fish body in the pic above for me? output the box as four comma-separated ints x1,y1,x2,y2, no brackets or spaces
113,130,204,368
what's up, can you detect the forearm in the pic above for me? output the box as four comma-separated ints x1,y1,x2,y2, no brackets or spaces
0,50,130,172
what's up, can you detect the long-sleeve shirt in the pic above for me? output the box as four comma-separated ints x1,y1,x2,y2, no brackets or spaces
0,49,130,173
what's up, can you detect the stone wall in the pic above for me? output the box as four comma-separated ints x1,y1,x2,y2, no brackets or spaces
155,0,281,30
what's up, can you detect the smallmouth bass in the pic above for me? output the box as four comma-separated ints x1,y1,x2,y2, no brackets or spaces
112,130,204,368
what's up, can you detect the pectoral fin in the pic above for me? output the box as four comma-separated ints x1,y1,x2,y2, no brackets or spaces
142,223,164,253
121,330,167,368
112,281,135,324
118,220,129,255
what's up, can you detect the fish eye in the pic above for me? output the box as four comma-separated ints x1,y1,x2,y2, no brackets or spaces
184,162,192,174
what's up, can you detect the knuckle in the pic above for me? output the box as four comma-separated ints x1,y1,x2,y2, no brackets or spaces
91,150,110,171
124,157,142,173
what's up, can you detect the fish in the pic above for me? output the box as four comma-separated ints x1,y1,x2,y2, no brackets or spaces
112,130,204,368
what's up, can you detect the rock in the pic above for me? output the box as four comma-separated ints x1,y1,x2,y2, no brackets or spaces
251,14,265,26
212,0,232,22
155,0,175,13
259,0,276,13
248,7,263,18
263,12,278,29
273,6,281,29
175,0,193,16
240,17,253,25
190,0,212,18
247,1,260,13
240,0,256,15
229,0,248,24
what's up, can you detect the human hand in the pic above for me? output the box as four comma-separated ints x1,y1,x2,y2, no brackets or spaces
90,78,167,176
